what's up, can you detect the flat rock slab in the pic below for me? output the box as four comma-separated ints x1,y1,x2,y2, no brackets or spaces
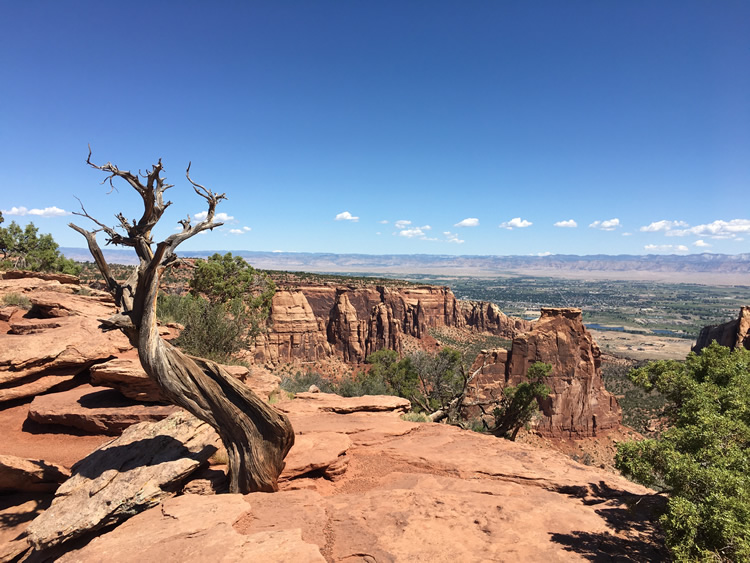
0,454,70,493
58,494,325,562
28,384,177,435
89,359,280,403
276,392,411,415
25,410,220,551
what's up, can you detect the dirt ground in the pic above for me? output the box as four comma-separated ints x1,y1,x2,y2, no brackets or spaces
589,329,693,361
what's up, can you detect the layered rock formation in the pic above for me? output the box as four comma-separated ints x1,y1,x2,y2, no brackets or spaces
0,282,131,404
469,308,621,438
253,284,529,364
692,306,750,353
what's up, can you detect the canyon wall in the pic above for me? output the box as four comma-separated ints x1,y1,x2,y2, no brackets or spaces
692,306,750,354
252,285,530,364
468,308,621,438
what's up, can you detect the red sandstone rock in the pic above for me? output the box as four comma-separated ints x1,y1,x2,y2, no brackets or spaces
0,454,70,493
0,270,79,285
470,308,621,438
89,358,168,402
25,410,220,551
254,284,528,365
693,306,750,353
57,494,326,562
27,385,177,435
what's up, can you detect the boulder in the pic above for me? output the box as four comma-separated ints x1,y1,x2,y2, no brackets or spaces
280,431,351,481
89,358,167,402
25,410,220,551
28,385,177,434
0,454,70,493
57,494,326,562
469,308,621,438
693,306,750,353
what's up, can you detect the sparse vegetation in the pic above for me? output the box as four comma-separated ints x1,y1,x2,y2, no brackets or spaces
602,359,668,436
490,362,552,441
155,253,275,365
1,292,32,309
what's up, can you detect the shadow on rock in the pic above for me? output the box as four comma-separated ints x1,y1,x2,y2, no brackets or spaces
550,480,669,562
71,436,217,479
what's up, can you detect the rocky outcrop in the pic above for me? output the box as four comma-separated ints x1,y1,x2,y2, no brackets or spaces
25,410,220,551
27,385,177,435
51,395,664,563
469,308,621,438
0,279,132,404
692,306,750,353
0,454,70,493
254,284,527,364
460,300,532,338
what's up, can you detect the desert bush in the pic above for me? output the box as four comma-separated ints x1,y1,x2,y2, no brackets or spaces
491,362,552,441
279,371,337,394
400,412,430,423
1,292,31,309
157,293,249,364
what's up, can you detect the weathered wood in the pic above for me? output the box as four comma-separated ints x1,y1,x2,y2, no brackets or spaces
70,151,294,493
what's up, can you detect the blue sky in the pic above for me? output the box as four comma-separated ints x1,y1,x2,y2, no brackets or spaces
1,1,748,257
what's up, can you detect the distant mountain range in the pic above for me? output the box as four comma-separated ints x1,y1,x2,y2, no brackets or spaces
61,248,750,284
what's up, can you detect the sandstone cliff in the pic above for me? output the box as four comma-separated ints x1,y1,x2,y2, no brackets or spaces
252,285,529,364
692,306,750,354
469,308,621,438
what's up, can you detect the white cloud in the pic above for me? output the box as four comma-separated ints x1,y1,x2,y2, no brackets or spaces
644,244,689,252
398,225,433,240
395,220,412,229
229,226,252,235
667,219,750,239
553,219,577,228
589,218,620,231
379,220,389,224
443,231,465,244
335,211,359,222
622,232,633,236
499,217,532,230
2,206,70,217
534,251,552,256
194,211,234,222
694,239,711,247
454,217,479,228
639,220,689,232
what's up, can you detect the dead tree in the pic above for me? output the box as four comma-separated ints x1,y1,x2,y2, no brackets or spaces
70,150,294,493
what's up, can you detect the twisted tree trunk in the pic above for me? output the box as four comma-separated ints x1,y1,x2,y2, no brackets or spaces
71,150,294,493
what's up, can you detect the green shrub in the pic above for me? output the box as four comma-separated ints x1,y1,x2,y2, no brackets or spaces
1,292,31,309
157,293,249,364
616,343,750,562
400,412,430,423
491,362,552,441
